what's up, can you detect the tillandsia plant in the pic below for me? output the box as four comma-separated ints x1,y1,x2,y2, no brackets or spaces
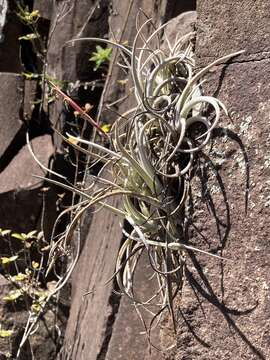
33,16,243,345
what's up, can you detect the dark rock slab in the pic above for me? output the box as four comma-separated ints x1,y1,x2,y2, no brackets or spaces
46,0,110,154
162,0,196,22
23,79,38,120
58,200,123,360
0,0,23,72
101,0,169,125
105,254,164,360
46,0,109,83
0,135,54,193
0,73,24,158
0,188,42,233
0,133,56,245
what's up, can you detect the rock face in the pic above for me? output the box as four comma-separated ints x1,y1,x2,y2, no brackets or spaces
0,73,24,158
104,254,163,360
0,74,54,233
1,0,269,359
196,0,270,64
163,10,197,42
164,1,270,359
0,135,54,192
34,0,53,20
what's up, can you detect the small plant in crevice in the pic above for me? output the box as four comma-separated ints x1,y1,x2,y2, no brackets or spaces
89,45,112,71
16,2,109,110
15,0,110,165
16,3,43,78
34,14,243,350
0,227,62,358
8,1,111,358
16,2,64,107
12,2,111,352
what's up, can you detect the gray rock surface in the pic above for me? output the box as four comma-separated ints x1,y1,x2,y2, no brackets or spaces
105,254,163,360
58,200,123,360
0,135,54,192
34,0,53,20
0,73,24,157
196,0,270,65
163,10,197,46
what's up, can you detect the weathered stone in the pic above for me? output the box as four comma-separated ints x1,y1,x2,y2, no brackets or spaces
101,0,167,125
0,135,54,193
58,201,123,360
0,73,24,158
47,0,109,83
0,133,55,247
163,10,197,46
169,0,270,359
161,0,196,23
196,0,270,65
171,59,270,360
105,254,163,360
34,0,53,20
46,0,110,154
0,275,9,287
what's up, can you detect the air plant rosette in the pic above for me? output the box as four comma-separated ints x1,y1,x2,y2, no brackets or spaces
41,18,243,348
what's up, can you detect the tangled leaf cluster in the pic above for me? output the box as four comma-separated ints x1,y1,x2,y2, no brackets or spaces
42,18,243,338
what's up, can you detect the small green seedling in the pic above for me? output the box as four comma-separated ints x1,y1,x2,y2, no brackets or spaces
89,45,112,70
